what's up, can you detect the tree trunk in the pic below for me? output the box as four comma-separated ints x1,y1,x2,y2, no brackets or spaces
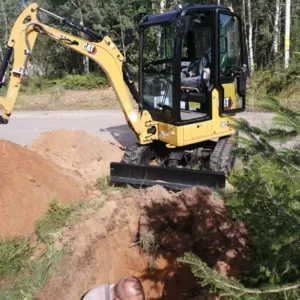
224,0,232,7
254,17,258,54
242,0,249,63
247,0,254,73
71,0,89,75
155,0,166,55
284,0,291,69
0,0,8,51
272,0,281,61
79,19,90,74
121,29,127,61
83,55,90,75
160,0,166,13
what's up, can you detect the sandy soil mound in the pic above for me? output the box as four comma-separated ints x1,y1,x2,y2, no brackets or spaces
0,140,85,237
28,129,124,185
35,186,249,300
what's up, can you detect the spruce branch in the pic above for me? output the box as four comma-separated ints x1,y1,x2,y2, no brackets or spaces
229,117,300,172
178,253,300,297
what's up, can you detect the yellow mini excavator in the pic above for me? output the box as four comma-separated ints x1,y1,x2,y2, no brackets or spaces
0,3,247,189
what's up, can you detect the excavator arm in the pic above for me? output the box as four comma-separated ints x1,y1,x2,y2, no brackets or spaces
0,3,158,144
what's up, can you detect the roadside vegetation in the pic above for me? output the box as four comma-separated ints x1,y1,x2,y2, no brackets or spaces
20,74,109,94
0,69,298,112
180,97,300,299
247,58,300,111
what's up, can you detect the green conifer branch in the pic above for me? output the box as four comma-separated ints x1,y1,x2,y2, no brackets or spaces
178,253,300,297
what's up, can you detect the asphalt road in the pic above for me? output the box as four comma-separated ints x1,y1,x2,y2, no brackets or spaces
0,110,297,147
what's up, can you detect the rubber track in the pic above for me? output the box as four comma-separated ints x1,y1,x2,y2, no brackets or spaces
209,133,237,173
122,144,151,165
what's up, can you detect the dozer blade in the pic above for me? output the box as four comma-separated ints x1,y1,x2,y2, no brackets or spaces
110,162,225,190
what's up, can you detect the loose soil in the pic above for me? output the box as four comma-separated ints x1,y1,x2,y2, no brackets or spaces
29,129,124,185
0,130,249,299
0,140,85,237
35,186,249,300
0,130,124,238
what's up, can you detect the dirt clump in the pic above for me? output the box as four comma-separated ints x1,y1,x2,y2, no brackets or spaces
28,129,124,185
0,140,85,237
35,186,249,300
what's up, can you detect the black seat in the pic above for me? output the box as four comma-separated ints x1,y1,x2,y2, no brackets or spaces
181,56,209,91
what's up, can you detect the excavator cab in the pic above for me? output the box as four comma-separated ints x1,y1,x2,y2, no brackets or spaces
138,4,246,124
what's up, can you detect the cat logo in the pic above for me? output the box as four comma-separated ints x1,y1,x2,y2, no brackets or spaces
83,43,97,55
224,97,233,110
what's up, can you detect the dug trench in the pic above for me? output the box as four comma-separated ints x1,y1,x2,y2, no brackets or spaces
0,129,250,299
34,188,250,299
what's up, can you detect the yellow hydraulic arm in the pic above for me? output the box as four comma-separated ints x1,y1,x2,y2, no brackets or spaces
0,3,158,144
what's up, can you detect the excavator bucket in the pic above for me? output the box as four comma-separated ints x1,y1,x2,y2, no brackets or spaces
110,162,225,190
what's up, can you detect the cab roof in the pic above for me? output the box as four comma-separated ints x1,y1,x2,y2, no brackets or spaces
140,4,230,26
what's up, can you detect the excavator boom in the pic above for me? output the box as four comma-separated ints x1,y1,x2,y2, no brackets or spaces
0,4,158,145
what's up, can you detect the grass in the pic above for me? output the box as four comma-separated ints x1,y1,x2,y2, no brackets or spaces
138,231,159,269
0,238,33,277
246,71,300,112
0,197,88,299
0,73,137,111
0,245,67,300
0,197,80,298
96,175,133,194
14,87,122,111
35,197,75,244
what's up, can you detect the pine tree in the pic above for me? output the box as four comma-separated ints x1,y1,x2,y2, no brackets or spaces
179,97,300,299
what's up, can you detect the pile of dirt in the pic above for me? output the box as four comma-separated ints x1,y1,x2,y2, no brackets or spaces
28,129,124,185
0,140,85,237
35,186,249,300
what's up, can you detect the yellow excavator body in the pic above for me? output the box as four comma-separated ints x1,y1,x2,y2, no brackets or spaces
0,3,248,189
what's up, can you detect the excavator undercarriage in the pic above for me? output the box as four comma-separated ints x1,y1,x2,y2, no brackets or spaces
111,131,238,189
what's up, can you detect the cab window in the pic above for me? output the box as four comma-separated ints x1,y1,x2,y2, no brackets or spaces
219,13,242,77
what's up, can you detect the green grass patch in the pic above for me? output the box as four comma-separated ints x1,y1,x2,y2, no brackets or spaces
96,175,133,194
19,73,109,94
0,238,33,277
247,63,300,111
0,245,67,300
35,197,74,243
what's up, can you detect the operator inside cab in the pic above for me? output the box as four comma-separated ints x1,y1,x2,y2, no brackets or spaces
179,15,213,120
